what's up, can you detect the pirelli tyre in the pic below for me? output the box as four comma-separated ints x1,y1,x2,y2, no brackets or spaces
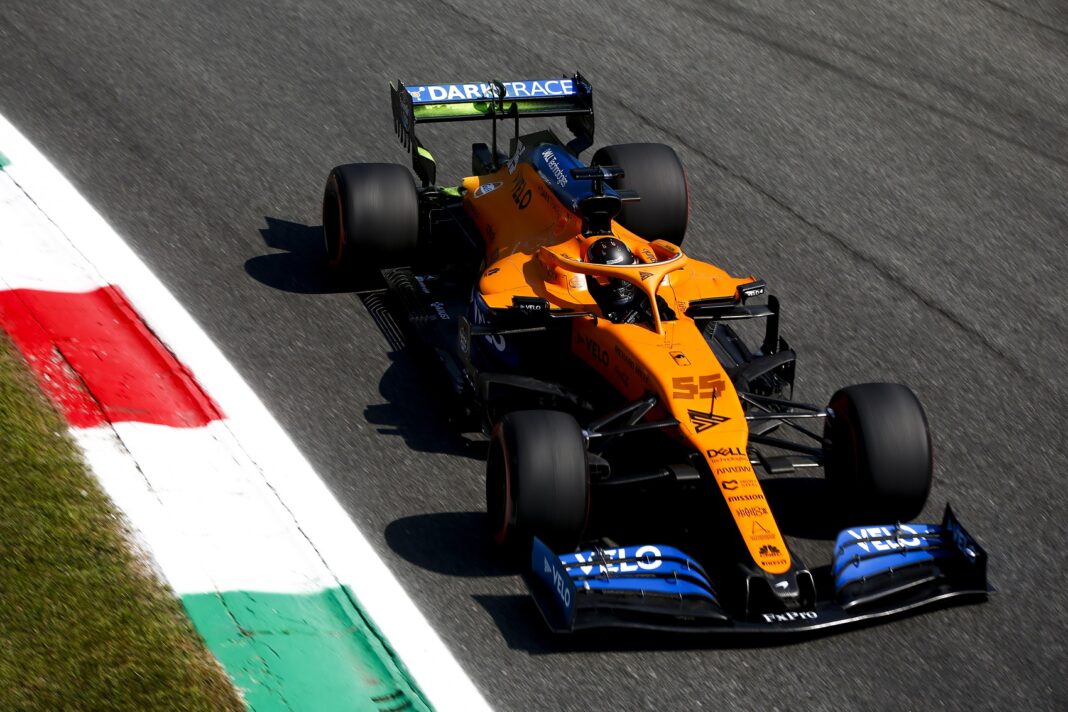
486,410,590,554
592,143,689,246
823,383,933,522
322,163,418,286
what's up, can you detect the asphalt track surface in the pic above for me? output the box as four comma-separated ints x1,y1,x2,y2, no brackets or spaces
2,1,1065,709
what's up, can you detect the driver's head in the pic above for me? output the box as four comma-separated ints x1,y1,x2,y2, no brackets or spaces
587,237,637,307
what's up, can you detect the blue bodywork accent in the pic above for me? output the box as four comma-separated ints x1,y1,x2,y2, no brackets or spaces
468,289,519,368
525,505,987,633
531,537,576,623
944,508,983,561
578,577,718,600
406,79,576,104
527,143,620,213
832,523,950,591
560,544,718,603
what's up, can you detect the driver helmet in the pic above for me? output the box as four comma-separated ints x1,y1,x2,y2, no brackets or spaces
587,237,637,307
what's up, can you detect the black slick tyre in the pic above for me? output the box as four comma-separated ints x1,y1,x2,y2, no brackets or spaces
592,143,689,246
322,163,418,286
486,410,590,554
823,383,933,522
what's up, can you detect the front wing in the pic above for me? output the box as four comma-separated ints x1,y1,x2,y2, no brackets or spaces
526,505,989,634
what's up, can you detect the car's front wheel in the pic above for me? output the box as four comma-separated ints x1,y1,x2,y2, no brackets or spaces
823,383,933,521
486,410,590,554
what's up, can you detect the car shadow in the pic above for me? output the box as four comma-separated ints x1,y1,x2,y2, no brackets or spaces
246,216,482,460
244,216,358,294
384,511,510,578
366,349,486,460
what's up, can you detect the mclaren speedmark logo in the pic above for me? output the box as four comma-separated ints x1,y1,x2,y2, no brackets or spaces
687,403,730,433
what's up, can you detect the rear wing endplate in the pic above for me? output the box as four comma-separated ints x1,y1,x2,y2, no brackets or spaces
390,74,594,186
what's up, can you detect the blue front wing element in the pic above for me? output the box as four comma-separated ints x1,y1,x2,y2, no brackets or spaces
526,505,987,634
832,506,987,609
559,544,718,603
531,537,577,626
530,538,723,631
833,522,950,590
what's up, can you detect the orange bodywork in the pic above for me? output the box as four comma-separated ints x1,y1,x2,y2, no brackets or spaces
461,157,790,574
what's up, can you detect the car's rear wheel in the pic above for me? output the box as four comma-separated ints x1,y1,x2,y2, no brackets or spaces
823,383,933,521
322,163,418,287
592,143,689,246
486,410,590,554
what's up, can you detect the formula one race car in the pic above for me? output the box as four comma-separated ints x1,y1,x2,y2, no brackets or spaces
321,74,989,633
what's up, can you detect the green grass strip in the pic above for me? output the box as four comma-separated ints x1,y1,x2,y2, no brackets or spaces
0,151,10,168
0,335,244,711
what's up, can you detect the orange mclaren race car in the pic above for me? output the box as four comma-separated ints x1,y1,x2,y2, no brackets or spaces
321,75,989,633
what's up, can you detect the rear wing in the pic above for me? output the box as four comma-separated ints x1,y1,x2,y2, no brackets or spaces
390,74,594,186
